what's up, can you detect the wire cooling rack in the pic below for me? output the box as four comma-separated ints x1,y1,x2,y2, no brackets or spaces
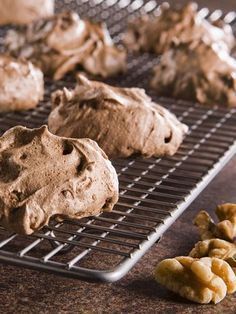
0,0,236,282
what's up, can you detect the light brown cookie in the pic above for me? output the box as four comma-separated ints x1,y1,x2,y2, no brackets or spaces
151,40,236,107
0,55,44,112
48,74,188,159
5,11,126,80
0,125,119,235
0,0,54,25
124,2,234,54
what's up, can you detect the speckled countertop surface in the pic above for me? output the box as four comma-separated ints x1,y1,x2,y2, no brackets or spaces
1,1,236,313
0,156,235,314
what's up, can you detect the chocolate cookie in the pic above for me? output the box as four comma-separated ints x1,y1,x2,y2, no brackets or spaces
0,55,44,112
151,40,236,107
0,125,119,234
48,75,188,158
0,0,54,25
5,11,126,80
124,2,234,54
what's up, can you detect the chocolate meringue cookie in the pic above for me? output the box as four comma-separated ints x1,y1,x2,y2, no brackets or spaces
151,40,236,107
0,0,54,25
0,55,44,112
5,11,126,80
48,75,188,159
0,125,118,235
124,2,235,54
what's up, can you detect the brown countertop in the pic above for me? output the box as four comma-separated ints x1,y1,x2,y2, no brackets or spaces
0,156,235,314
1,1,236,313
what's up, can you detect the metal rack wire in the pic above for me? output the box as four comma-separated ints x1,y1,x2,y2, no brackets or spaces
0,0,236,282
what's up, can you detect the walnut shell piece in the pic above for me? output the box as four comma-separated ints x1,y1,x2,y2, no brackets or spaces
0,125,118,235
48,74,188,159
5,11,126,80
155,256,236,304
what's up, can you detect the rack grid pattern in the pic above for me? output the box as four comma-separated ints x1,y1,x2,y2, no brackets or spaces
0,0,236,282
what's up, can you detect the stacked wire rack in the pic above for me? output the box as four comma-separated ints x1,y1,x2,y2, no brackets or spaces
0,0,236,282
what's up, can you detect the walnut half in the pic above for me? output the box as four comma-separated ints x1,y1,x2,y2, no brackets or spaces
189,238,236,267
154,256,236,304
215,203,236,241
194,203,236,241
194,210,218,240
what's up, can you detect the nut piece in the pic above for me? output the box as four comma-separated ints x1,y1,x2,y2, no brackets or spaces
189,239,236,268
215,203,236,240
0,125,119,235
0,0,54,25
48,74,188,159
216,203,236,221
5,11,126,80
194,204,236,241
155,256,236,304
0,55,44,112
124,2,234,54
194,210,220,240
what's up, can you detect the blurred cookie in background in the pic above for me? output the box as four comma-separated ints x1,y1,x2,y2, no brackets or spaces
0,0,54,25
151,39,236,107
124,2,235,54
0,55,44,112
5,11,126,80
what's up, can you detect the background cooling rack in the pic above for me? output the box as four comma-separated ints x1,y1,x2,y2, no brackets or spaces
0,0,236,282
